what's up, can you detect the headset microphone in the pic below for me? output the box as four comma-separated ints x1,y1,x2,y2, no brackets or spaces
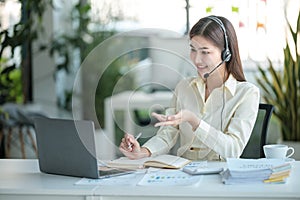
203,60,225,79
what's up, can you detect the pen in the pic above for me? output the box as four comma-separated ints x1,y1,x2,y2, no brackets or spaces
128,132,142,148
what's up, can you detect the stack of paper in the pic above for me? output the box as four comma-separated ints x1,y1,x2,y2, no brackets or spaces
221,158,292,184
264,163,292,183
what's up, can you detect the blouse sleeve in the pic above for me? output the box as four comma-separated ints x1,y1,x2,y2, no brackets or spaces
142,90,180,157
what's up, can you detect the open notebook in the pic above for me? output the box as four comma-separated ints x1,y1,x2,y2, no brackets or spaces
106,154,191,169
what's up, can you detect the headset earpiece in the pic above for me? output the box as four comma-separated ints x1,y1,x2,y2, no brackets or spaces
222,48,231,62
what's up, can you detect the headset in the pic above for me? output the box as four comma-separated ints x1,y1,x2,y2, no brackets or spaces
207,16,232,62
206,16,231,133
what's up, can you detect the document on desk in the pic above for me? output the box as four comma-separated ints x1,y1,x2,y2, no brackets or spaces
221,158,289,184
137,169,202,186
75,172,144,186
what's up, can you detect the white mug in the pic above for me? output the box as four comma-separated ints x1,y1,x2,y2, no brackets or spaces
263,144,294,159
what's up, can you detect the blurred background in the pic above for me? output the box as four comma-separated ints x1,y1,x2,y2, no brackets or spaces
0,0,299,159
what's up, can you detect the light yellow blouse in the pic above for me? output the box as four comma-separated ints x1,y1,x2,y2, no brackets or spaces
143,75,260,161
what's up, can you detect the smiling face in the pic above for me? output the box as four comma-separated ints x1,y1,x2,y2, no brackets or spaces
190,35,226,80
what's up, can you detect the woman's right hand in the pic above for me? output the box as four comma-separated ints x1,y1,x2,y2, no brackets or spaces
119,133,151,160
152,110,200,131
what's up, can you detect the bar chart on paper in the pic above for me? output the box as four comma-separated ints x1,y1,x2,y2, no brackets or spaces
137,170,202,186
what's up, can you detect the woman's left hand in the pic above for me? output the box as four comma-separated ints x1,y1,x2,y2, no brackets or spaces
151,109,200,130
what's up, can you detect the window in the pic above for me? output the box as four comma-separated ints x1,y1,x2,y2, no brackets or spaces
91,0,298,64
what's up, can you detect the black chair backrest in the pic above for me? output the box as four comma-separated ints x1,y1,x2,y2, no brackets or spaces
240,103,274,158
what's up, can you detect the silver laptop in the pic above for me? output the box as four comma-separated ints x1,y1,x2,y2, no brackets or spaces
34,117,134,179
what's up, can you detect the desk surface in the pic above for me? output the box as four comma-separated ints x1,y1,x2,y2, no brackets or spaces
0,159,300,200
0,159,95,199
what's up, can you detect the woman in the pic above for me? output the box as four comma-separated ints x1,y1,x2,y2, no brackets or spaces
119,15,260,161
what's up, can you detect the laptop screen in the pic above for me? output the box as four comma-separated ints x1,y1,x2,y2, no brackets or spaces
34,117,102,179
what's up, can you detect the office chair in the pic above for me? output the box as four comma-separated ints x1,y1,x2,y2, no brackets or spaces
240,103,274,158
0,103,47,158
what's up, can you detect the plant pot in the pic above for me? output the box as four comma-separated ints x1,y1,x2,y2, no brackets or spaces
278,140,300,161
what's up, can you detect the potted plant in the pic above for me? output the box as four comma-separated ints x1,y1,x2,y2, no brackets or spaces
256,12,300,159
0,0,49,158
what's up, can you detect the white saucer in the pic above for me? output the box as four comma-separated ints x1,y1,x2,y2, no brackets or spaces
285,158,295,162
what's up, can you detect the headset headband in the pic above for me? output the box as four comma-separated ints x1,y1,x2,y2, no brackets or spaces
207,16,231,62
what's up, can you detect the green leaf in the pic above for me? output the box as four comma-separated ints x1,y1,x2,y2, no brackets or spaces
231,6,239,13
256,12,300,141
206,7,213,13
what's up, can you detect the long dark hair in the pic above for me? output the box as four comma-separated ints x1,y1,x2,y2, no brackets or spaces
189,15,246,81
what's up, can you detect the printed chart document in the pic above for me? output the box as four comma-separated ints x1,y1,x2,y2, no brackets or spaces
106,154,191,169
137,169,202,186
75,168,202,186
75,172,144,186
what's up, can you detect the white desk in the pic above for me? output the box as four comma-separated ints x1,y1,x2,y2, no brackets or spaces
1,159,300,200
104,90,173,157
0,159,96,200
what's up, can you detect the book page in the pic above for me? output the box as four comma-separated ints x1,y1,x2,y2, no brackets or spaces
144,154,191,169
105,154,190,169
105,157,150,169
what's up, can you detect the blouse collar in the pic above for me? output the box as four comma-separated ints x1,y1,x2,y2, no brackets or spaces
190,74,237,97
